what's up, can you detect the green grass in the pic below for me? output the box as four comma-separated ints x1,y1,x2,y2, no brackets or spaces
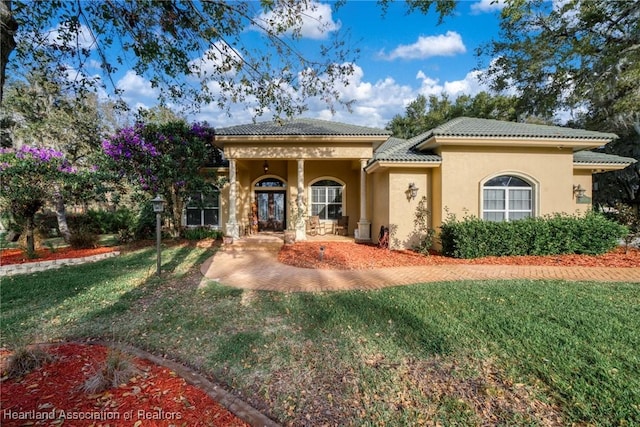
1,245,639,425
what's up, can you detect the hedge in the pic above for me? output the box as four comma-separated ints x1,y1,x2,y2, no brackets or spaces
440,212,627,259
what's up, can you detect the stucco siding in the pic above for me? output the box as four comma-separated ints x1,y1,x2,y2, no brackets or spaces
438,146,576,223
371,171,390,245
388,170,430,249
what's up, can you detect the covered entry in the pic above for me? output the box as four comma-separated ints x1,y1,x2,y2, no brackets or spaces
254,177,286,232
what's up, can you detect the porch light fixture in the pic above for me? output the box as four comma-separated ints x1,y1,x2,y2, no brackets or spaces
263,160,269,173
573,184,591,204
151,195,165,276
407,182,419,201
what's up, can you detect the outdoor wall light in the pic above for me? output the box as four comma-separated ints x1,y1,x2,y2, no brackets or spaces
407,182,419,201
263,160,269,174
573,184,591,204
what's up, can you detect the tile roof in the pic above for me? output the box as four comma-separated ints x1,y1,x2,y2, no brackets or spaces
371,137,441,163
413,117,619,142
573,150,637,165
216,118,392,137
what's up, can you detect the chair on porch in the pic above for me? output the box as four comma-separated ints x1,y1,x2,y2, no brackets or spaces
334,216,349,236
306,215,321,236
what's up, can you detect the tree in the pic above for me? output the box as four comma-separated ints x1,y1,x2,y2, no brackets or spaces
1,1,456,115
0,146,75,253
387,92,519,139
3,71,111,241
101,120,224,236
480,0,640,205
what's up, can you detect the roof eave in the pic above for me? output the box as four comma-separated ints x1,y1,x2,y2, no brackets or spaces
573,162,634,172
416,136,613,151
365,160,441,173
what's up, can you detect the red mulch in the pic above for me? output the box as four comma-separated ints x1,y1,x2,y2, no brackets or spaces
278,242,640,270
0,343,248,427
1,247,117,266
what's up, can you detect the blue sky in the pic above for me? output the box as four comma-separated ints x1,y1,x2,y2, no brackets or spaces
103,0,507,128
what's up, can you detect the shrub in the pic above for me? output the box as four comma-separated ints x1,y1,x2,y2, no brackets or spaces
183,227,223,241
134,202,157,239
612,203,640,252
69,227,99,249
87,209,136,234
83,348,140,393
413,196,436,255
440,212,627,258
5,345,54,379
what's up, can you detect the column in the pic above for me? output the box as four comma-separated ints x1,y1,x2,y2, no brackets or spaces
295,159,306,241
357,158,371,241
225,158,239,240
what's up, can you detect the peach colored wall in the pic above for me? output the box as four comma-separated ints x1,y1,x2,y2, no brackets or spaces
573,169,594,216
387,170,430,249
436,146,576,223
371,171,390,245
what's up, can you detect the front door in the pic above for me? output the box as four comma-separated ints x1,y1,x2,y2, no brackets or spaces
256,191,285,232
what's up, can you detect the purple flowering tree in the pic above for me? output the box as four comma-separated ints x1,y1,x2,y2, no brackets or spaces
0,146,76,253
102,120,223,236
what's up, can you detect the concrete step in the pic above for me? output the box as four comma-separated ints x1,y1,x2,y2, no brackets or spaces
222,236,284,252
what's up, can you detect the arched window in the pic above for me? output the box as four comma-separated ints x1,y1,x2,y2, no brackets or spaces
255,177,285,188
311,179,343,220
483,175,533,221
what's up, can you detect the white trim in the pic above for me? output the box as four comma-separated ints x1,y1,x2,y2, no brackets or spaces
308,176,346,221
479,172,538,221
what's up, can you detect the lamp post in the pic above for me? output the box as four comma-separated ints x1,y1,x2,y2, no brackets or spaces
151,195,165,276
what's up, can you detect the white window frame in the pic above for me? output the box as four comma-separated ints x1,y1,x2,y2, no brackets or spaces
309,178,345,220
482,175,534,222
185,192,220,227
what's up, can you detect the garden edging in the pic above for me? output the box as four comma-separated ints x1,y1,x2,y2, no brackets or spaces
0,251,120,277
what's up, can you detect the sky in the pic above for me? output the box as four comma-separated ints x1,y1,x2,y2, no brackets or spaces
101,0,508,129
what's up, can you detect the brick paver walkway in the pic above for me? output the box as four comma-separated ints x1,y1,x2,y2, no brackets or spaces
201,249,640,292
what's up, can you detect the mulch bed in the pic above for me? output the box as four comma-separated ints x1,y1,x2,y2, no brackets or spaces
0,343,248,427
1,247,117,266
278,242,640,270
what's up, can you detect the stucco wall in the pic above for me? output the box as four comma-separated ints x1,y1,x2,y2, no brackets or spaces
371,171,390,245
436,146,577,223
388,170,431,249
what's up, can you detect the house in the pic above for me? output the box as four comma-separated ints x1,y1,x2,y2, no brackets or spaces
189,117,636,249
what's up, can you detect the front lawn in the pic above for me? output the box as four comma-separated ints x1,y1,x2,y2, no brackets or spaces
1,244,638,425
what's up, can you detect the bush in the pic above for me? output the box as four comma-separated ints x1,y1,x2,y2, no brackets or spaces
69,228,99,249
183,227,223,241
87,209,136,234
134,202,157,239
440,212,627,259
5,345,54,379
83,349,139,393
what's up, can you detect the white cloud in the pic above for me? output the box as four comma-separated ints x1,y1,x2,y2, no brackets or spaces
116,71,159,107
470,0,506,14
254,1,341,40
416,69,492,98
47,23,95,50
189,41,243,77
383,31,466,61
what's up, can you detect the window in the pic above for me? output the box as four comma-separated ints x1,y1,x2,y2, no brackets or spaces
186,192,220,227
483,175,532,221
311,179,343,220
